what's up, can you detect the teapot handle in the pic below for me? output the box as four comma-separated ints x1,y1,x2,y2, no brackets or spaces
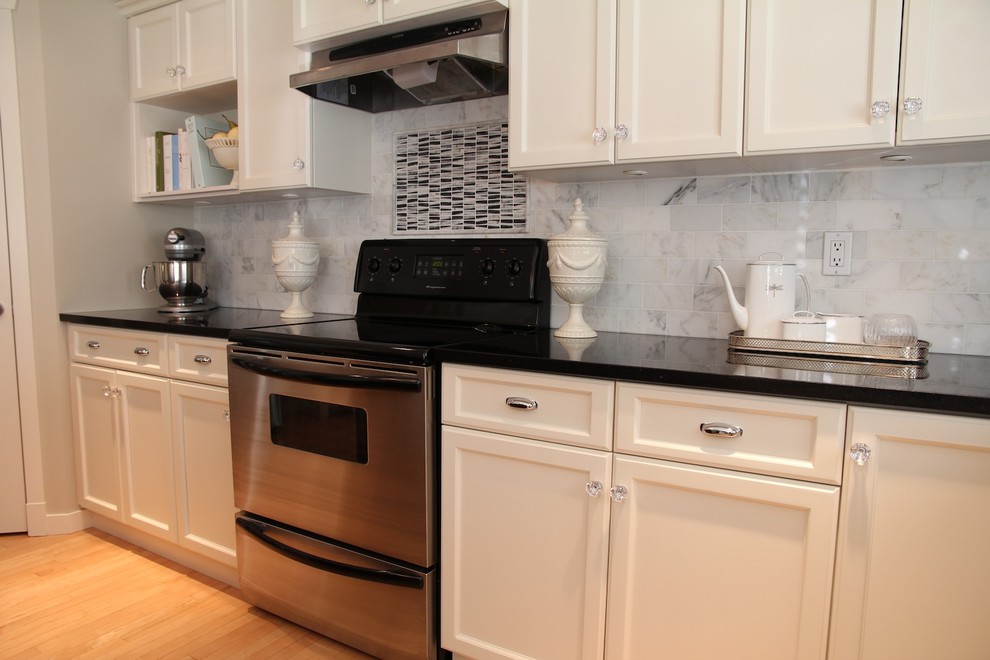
798,273,811,311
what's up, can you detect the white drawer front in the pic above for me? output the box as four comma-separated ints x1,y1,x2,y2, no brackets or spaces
615,383,845,484
67,324,168,376
442,364,614,450
168,336,229,387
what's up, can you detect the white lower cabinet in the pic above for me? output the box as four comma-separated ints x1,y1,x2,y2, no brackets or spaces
70,363,176,541
441,364,841,659
828,407,990,659
68,325,235,570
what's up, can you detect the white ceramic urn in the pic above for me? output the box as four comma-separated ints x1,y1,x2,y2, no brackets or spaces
547,198,608,338
272,211,319,319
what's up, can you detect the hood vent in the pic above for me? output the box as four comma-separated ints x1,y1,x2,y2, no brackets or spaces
290,11,508,113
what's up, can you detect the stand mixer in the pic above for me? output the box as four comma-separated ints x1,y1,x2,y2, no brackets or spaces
141,228,217,314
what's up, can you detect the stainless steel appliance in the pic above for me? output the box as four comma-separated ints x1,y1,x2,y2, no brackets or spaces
227,238,550,660
290,11,508,113
141,227,217,313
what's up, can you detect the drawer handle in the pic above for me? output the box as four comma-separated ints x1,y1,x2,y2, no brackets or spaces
87,341,101,349
193,354,213,364
133,347,150,356
506,396,538,411
700,422,743,438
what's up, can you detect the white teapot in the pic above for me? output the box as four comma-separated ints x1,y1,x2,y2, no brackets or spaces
714,253,810,339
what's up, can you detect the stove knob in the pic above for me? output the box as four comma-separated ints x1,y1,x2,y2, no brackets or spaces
480,258,496,276
506,258,523,277
388,257,402,274
367,256,381,274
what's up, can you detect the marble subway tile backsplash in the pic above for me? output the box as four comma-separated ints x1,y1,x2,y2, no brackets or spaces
196,99,990,356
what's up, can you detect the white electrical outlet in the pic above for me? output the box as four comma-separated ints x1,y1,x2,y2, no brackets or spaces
822,231,852,275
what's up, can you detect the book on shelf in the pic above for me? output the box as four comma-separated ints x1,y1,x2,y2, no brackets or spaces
145,136,156,194
184,114,231,188
153,130,174,192
178,129,192,190
162,133,174,192
170,133,180,191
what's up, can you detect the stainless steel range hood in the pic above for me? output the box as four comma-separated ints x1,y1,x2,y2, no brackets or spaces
290,11,508,113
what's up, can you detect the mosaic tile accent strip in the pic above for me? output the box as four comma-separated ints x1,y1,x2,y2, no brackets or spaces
394,122,527,232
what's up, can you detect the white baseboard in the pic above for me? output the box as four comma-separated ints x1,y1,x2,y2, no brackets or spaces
25,502,89,536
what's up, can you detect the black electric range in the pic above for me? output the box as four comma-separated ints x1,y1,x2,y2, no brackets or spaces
227,238,552,364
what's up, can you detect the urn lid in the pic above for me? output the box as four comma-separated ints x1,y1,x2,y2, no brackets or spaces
549,198,607,244
273,211,318,247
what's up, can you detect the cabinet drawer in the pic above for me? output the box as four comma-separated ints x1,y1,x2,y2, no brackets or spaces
67,325,168,376
615,383,845,484
442,364,614,450
168,336,229,387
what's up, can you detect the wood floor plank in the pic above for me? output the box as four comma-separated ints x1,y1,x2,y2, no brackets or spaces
0,530,373,658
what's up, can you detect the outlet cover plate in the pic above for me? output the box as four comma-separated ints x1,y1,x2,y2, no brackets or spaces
823,231,853,275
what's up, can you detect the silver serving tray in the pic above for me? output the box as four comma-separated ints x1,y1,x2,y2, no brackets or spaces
727,331,929,364
727,351,929,379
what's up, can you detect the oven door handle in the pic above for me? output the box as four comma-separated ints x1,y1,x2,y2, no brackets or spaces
236,517,424,589
230,356,422,391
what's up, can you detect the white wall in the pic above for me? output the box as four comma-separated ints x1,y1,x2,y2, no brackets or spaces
13,0,190,519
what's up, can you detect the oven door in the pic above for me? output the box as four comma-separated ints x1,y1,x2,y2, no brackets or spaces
228,346,435,567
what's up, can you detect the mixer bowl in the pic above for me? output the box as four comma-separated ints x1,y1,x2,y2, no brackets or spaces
142,261,211,308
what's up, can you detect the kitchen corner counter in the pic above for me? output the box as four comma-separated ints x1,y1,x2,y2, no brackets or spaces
435,329,990,419
59,307,351,339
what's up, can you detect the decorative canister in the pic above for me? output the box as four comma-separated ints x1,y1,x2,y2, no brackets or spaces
547,198,608,338
272,211,319,319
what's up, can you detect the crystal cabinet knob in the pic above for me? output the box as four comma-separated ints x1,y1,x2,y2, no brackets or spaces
223,409,231,422
592,127,607,142
614,124,629,140
903,97,923,115
102,386,113,398
586,481,603,497
610,485,628,502
174,64,186,77
166,66,177,78
293,159,305,170
871,100,890,118
850,442,872,466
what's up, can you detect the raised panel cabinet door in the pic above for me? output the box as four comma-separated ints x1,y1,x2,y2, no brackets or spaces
745,0,902,153
606,455,839,660
178,0,236,91
116,371,177,543
441,426,612,660
508,0,615,169
170,381,236,567
293,0,383,46
69,364,122,520
828,407,990,660
129,4,179,100
898,0,990,144
614,0,744,162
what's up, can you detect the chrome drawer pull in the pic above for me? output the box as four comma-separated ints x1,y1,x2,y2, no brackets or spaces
193,354,212,364
87,341,101,349
133,347,150,356
505,396,538,410
700,422,743,438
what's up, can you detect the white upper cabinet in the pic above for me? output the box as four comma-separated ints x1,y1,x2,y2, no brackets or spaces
745,0,903,154
129,0,236,101
509,0,745,171
898,0,990,145
237,1,372,194
293,0,508,50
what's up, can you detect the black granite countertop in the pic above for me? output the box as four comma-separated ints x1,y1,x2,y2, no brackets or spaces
60,309,990,418
435,329,990,419
59,307,352,339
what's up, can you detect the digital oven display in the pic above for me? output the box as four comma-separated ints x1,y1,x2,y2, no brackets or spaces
414,255,464,278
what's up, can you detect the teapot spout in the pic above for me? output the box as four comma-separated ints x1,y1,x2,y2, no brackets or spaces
714,265,748,331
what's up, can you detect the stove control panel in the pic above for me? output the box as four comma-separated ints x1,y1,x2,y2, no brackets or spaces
355,239,550,301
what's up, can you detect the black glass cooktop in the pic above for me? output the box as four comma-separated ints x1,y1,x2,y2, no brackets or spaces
228,317,525,365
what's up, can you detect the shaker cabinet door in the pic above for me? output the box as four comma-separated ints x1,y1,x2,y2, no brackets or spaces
746,0,902,153
70,363,122,520
129,4,179,100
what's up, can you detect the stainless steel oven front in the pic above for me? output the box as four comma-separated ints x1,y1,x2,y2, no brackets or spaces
227,345,437,659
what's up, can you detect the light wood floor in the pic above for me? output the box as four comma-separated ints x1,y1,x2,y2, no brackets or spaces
0,529,373,658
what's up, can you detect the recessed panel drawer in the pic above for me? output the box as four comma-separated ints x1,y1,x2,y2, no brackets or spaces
67,324,168,376
168,336,229,386
442,364,614,450
615,383,845,484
